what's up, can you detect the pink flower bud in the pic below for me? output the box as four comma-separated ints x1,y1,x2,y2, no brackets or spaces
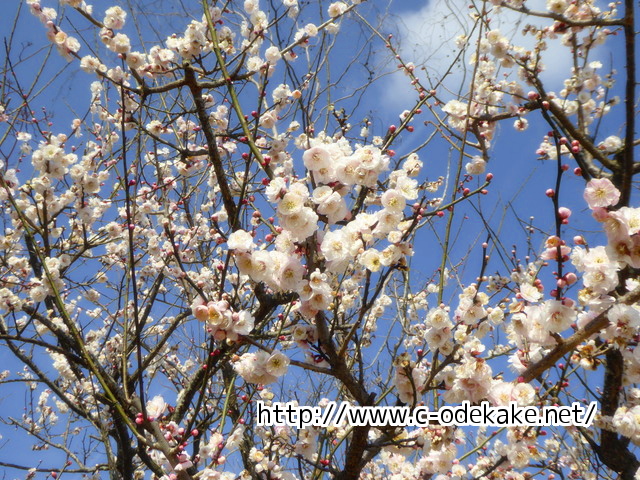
591,207,610,222
557,207,571,219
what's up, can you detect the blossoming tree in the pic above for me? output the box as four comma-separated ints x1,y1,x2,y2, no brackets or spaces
0,0,638,479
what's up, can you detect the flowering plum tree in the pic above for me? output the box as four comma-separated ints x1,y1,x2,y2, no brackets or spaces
0,0,638,479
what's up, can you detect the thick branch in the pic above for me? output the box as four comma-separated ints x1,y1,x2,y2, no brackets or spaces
521,286,640,382
183,62,238,223
619,0,636,206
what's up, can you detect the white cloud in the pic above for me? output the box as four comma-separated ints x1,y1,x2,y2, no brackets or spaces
381,0,604,109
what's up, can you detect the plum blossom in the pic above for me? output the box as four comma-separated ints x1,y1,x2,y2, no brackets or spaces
265,351,290,377
234,350,290,384
103,6,126,29
146,395,166,419
584,178,620,209
599,135,623,153
227,229,255,252
328,2,347,17
465,157,486,175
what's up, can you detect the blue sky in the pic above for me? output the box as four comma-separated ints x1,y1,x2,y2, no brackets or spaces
0,0,635,476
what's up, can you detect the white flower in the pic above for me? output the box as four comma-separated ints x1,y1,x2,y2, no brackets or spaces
381,189,406,212
514,118,528,131
328,2,347,17
265,351,290,377
541,300,575,333
16,132,32,142
611,207,640,236
244,0,259,14
315,191,347,224
442,100,467,130
233,310,255,336
104,6,126,30
264,46,281,64
265,177,286,202
146,395,166,418
425,327,451,349
519,282,542,302
234,351,277,384
108,33,131,54
226,424,246,450
278,257,305,291
613,406,640,439
321,229,350,263
465,157,486,175
360,248,382,272
249,250,274,283
546,0,568,13
303,146,332,171
304,23,318,37
277,192,304,216
600,135,622,153
227,230,255,252
308,290,332,311
280,207,318,241
402,154,422,177
325,22,340,35
80,56,105,73
373,209,402,236
395,174,418,199
584,178,620,209
259,110,278,129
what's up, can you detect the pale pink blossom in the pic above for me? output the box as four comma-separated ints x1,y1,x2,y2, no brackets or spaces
584,178,620,208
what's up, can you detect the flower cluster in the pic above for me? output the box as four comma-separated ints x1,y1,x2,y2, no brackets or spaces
192,299,255,341
3,1,637,480
232,350,290,384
